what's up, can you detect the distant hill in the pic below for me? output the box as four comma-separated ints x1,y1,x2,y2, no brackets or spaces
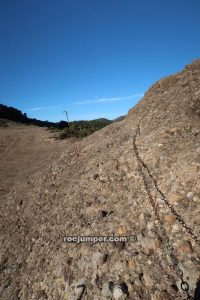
95,118,111,122
0,104,68,129
0,104,113,138
113,115,126,122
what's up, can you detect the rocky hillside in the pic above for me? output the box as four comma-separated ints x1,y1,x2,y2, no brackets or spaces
1,59,200,300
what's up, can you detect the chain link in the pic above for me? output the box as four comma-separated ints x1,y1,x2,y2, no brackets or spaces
132,112,197,299
136,151,200,246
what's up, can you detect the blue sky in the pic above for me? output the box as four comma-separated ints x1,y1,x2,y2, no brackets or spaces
0,0,200,121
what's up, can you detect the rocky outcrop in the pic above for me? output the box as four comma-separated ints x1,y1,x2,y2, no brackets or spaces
1,59,200,299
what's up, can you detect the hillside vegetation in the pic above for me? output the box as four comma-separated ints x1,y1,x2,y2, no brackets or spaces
59,119,112,139
0,104,112,138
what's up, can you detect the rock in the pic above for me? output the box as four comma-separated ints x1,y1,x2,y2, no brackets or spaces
168,127,179,135
193,196,200,202
165,213,176,224
113,260,124,272
35,290,48,299
93,174,99,180
126,172,135,179
179,240,193,254
187,192,194,200
108,281,114,293
128,257,136,271
74,278,87,298
99,175,108,182
92,252,107,267
147,260,152,265
177,263,199,294
143,270,157,288
167,283,179,295
113,286,124,299
101,210,108,217
113,282,129,299
170,173,176,181
172,223,179,232
151,290,173,300
118,226,127,235
147,221,154,230
140,237,160,254
170,193,182,204
137,233,143,241
134,279,142,286
139,213,145,221
102,282,112,298
123,274,130,282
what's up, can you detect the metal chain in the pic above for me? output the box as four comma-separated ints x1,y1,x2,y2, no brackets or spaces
133,79,200,247
132,113,194,299
135,150,200,246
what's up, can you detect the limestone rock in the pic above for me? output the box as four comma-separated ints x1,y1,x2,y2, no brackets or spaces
143,270,157,288
165,213,176,225
151,290,174,300
187,192,194,200
140,237,161,254
179,240,193,254
113,283,129,299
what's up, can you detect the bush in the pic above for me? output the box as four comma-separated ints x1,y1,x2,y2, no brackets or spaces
59,132,67,140
57,119,112,139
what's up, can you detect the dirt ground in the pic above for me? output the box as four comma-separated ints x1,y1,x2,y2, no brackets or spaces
0,120,73,199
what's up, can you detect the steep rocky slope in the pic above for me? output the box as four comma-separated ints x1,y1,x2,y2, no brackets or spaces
1,59,200,300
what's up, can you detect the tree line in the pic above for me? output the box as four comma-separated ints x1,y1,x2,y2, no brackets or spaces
0,104,112,138
0,104,68,129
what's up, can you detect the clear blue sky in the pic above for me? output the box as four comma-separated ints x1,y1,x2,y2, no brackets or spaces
0,0,200,121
